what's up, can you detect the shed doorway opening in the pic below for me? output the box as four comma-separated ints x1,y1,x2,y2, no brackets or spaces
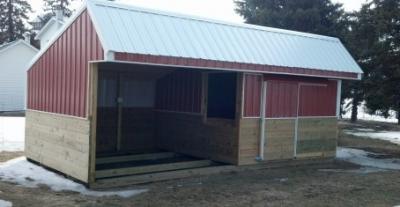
207,72,237,120
94,63,239,181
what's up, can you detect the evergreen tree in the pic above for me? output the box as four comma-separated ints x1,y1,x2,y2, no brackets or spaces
340,3,379,122
0,0,32,44
363,0,400,124
44,0,75,17
235,0,346,37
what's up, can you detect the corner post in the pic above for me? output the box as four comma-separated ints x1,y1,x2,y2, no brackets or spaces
88,62,99,185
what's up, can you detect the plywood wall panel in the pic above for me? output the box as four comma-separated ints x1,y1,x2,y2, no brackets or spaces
25,110,90,183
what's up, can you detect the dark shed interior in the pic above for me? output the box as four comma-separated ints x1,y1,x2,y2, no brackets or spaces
94,63,240,180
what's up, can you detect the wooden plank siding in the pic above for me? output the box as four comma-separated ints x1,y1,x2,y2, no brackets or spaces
296,117,337,158
238,118,260,165
25,110,91,182
156,112,239,164
264,119,295,161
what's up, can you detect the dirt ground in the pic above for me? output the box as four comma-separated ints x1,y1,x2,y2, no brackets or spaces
1,120,400,207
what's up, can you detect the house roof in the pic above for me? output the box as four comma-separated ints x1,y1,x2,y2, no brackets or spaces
34,17,65,41
0,39,39,55
28,0,363,78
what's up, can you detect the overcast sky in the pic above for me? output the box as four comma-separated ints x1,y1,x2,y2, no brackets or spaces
29,0,369,23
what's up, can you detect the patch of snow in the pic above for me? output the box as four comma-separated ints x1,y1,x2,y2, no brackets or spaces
0,117,25,152
353,128,375,132
342,99,398,123
0,200,12,207
337,147,400,170
0,157,147,197
344,130,400,145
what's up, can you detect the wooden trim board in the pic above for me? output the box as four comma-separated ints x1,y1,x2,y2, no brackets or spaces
96,152,180,164
95,160,214,179
88,63,99,184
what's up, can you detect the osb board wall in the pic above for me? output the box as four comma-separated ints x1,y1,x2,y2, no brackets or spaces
264,119,295,161
156,112,239,164
296,117,337,158
25,110,90,182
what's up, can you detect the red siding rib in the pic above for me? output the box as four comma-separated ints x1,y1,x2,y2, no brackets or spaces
115,53,359,80
156,70,202,113
243,74,262,117
27,10,103,117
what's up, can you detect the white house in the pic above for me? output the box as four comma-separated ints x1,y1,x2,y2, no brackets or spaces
0,39,38,111
35,11,66,49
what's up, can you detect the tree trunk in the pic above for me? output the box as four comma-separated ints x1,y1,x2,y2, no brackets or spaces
351,97,359,123
397,110,400,125
7,0,14,41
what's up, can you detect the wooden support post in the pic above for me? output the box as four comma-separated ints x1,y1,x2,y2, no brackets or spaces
201,72,208,123
88,62,99,184
116,74,123,152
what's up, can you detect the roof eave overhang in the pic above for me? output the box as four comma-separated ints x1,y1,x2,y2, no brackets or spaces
91,52,361,81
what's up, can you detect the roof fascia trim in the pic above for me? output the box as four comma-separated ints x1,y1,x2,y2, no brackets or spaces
86,0,111,56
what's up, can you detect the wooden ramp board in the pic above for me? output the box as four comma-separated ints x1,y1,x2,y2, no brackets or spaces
91,157,334,189
95,160,214,179
96,152,179,165
92,165,237,189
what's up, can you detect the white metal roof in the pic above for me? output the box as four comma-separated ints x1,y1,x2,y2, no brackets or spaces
87,0,362,74
28,0,363,75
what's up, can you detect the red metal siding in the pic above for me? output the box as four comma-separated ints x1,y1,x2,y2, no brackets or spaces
243,74,262,117
115,53,359,80
265,80,298,118
27,10,104,117
298,81,337,116
155,70,202,113
242,74,338,118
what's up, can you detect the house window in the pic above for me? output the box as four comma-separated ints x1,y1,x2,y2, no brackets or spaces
207,72,237,119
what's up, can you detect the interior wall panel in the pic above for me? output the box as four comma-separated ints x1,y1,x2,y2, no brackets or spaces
155,70,202,113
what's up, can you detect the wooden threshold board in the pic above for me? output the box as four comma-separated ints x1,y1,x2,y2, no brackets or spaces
96,152,179,165
95,160,214,179
92,165,236,189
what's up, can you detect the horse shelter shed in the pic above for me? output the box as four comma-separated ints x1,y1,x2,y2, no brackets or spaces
25,0,363,188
